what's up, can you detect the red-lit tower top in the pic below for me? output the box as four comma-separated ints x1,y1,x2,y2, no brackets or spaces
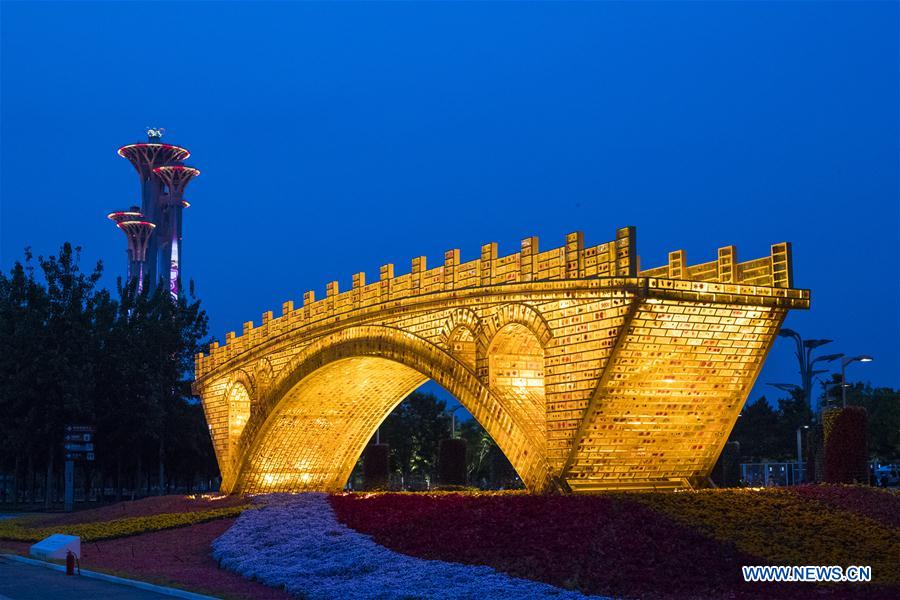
106,207,144,225
153,165,200,204
107,206,157,288
118,143,190,179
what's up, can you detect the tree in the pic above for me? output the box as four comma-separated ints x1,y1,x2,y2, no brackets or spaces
0,243,218,506
729,396,785,461
457,418,520,489
378,392,450,483
34,244,103,507
832,378,900,462
0,252,50,503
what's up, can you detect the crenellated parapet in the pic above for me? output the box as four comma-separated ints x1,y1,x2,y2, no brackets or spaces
639,242,793,288
195,227,807,380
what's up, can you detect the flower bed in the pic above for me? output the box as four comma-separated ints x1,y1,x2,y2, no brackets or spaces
633,487,900,586
790,484,900,529
331,488,900,599
78,517,293,600
213,493,602,599
31,494,247,527
0,504,249,542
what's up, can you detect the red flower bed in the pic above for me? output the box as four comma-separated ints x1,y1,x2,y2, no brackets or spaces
331,493,799,599
31,494,246,526
3,518,291,600
791,485,900,529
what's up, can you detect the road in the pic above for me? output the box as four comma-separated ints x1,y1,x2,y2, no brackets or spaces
0,556,193,599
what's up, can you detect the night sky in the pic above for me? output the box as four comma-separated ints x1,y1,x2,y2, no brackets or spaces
2,1,897,413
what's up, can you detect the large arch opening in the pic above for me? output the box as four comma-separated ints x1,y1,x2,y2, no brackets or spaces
238,357,426,493
230,327,551,494
344,380,524,492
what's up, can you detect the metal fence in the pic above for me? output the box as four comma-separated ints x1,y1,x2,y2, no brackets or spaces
740,462,805,487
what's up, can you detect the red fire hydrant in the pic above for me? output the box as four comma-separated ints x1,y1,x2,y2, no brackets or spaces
66,550,75,576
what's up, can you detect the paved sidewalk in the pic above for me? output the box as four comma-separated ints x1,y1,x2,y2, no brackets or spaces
0,556,197,599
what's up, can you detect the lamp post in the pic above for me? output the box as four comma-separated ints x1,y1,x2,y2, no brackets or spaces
819,379,843,412
776,329,843,413
796,425,809,483
448,405,465,439
841,355,874,408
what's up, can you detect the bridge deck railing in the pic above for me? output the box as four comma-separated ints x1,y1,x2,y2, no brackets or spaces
195,226,800,378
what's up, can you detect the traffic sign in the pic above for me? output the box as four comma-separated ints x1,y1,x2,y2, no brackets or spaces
63,425,96,462
65,452,94,461
65,425,94,434
64,443,94,452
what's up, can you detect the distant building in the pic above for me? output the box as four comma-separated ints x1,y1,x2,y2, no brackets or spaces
108,128,199,296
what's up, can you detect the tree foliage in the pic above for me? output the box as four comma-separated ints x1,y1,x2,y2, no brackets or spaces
363,393,522,489
0,243,218,504
379,392,450,481
730,381,900,464
830,379,900,461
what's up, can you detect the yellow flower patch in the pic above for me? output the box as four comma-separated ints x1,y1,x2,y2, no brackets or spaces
630,488,900,585
0,504,250,542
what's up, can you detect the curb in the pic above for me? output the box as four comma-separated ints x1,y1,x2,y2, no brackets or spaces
0,554,219,599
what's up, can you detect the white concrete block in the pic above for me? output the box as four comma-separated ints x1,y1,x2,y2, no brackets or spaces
29,534,80,560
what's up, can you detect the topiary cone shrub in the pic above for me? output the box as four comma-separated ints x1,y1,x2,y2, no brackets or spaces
363,443,390,490
437,438,467,487
823,406,869,484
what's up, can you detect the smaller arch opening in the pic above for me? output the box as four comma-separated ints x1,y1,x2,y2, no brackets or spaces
487,323,546,435
227,382,251,458
448,326,476,368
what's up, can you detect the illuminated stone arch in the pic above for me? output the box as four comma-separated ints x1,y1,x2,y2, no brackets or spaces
472,304,551,447
480,303,553,349
254,358,275,400
438,308,482,369
476,304,551,376
227,325,550,495
224,373,254,467
196,231,808,493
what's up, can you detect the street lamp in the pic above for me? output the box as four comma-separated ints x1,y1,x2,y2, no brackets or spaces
776,329,843,412
448,405,465,439
841,355,874,408
819,379,843,411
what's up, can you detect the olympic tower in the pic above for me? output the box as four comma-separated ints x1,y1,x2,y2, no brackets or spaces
108,128,199,296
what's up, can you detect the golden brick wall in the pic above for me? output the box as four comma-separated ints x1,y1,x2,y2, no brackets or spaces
193,228,808,493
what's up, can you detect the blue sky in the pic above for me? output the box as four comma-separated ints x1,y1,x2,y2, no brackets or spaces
2,1,897,411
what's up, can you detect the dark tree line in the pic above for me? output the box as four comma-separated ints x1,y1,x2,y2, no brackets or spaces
0,243,218,506
730,381,900,463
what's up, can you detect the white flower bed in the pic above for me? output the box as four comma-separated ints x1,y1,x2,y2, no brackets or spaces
212,493,609,599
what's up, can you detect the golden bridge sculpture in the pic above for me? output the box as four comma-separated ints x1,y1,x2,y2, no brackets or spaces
193,227,809,493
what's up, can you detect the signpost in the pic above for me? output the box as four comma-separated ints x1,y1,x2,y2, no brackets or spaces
63,425,95,512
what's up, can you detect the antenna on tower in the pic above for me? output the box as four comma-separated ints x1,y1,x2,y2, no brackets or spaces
146,127,165,140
